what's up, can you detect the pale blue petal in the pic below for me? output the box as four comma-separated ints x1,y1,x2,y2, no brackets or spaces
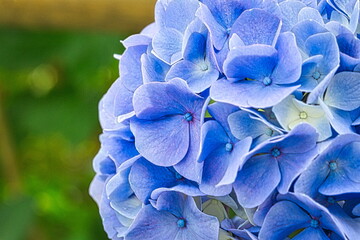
163,0,199,33
152,28,183,64
232,9,281,46
298,7,325,25
272,32,302,84
324,72,360,111
279,0,306,31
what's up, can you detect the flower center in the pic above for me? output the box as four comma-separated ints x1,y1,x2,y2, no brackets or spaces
271,148,281,157
329,161,337,171
265,128,274,136
310,219,319,228
299,111,308,119
312,71,321,80
263,77,272,86
184,113,193,122
199,63,209,71
225,143,233,152
177,219,186,228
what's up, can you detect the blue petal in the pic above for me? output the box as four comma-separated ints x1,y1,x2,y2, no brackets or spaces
179,195,220,240
166,60,219,93
232,9,281,46
196,2,228,50
228,110,271,140
298,55,324,91
106,165,133,202
294,158,330,197
275,123,318,154
304,32,339,73
100,132,138,166
324,72,360,111
292,226,329,240
141,50,170,84
197,120,229,164
224,45,278,81
132,79,204,120
162,0,199,33
151,184,204,201
129,158,175,202
131,116,189,166
110,194,142,220
183,32,207,62
338,38,360,72
129,158,200,203
125,204,179,240
152,28,183,64
277,149,318,194
234,154,281,208
126,192,219,240
199,121,252,189
113,80,135,118
207,102,239,138
93,150,116,175
201,0,255,29
89,175,106,206
320,101,355,134
210,78,299,108
99,189,124,240
298,7,324,25
120,45,147,92
279,0,306,31
291,20,328,50
174,117,203,182
272,32,302,84
121,34,152,48
278,193,347,238
319,141,360,195
259,201,310,239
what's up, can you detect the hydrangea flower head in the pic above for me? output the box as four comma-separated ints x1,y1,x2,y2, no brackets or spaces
91,0,360,239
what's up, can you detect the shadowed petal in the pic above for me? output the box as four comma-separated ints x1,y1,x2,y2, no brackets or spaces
224,45,278,81
234,155,281,208
259,201,309,239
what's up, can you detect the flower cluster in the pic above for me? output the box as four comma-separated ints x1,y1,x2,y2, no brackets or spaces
90,0,360,239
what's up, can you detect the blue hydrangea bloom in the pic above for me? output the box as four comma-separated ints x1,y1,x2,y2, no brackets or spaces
131,78,206,182
91,0,360,239
259,193,348,239
197,103,252,196
125,192,219,240
166,31,220,92
129,157,203,203
233,123,318,208
210,32,302,108
295,134,360,197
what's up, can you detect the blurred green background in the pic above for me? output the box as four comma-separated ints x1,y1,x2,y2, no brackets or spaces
0,0,155,239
